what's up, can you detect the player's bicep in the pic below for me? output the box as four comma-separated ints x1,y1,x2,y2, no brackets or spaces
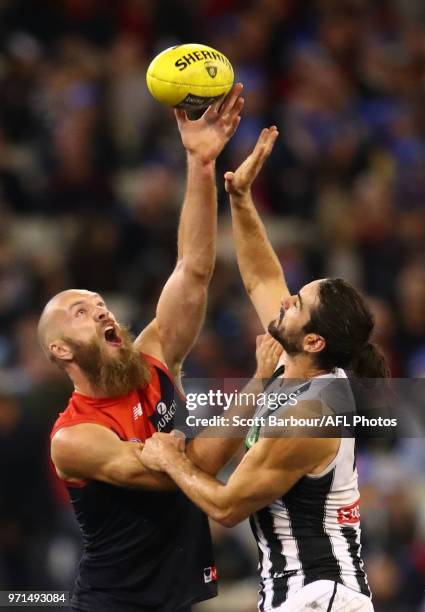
51,424,176,490
249,280,286,331
51,424,127,482
226,439,305,508
222,437,336,524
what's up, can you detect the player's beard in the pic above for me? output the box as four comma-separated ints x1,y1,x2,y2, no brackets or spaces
268,320,304,357
65,327,151,397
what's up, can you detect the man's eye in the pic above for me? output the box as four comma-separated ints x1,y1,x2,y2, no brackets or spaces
76,309,86,316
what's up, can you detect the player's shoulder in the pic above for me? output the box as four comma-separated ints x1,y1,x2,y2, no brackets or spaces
51,423,119,472
141,351,185,397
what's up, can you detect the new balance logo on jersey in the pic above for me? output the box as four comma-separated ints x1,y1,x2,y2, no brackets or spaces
132,403,143,420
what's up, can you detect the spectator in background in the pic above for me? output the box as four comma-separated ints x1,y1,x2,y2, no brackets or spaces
0,1,424,610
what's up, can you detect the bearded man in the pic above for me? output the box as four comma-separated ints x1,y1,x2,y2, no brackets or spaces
40,86,247,612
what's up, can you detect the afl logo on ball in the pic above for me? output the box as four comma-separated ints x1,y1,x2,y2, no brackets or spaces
156,401,167,416
204,61,217,78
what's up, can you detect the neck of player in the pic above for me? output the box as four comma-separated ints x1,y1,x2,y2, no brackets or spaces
281,352,331,380
67,364,106,398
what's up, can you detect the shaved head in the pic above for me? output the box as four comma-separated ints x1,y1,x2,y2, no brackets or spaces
38,289,151,395
38,289,98,356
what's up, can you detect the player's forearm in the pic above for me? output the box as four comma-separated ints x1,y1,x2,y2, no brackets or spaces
187,376,265,475
177,154,217,283
230,191,286,295
123,469,177,491
102,451,177,491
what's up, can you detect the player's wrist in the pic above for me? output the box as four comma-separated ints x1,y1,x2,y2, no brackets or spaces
253,372,267,389
229,188,252,204
161,445,186,473
187,151,216,169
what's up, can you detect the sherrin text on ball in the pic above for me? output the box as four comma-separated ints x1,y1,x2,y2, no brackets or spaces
146,43,234,110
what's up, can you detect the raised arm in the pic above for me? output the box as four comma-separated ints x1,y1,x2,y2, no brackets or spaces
225,127,290,330
135,85,244,377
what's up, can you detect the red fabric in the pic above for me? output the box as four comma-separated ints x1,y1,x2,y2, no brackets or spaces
50,353,181,486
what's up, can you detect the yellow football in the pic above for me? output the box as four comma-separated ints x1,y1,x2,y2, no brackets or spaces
146,43,234,110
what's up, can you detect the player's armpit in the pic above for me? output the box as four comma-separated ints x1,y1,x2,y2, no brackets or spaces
51,423,176,491
133,265,210,379
134,319,166,364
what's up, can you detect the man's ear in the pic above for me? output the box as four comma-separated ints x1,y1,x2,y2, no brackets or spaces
49,340,74,362
303,333,326,354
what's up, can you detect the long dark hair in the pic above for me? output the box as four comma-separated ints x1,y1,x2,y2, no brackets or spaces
303,278,389,378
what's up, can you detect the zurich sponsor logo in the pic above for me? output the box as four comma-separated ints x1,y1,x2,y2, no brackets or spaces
156,401,167,416
149,399,179,432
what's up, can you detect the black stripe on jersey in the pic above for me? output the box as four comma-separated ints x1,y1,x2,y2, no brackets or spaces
264,365,285,389
283,468,341,586
326,582,338,611
249,516,266,611
255,506,291,609
340,526,371,597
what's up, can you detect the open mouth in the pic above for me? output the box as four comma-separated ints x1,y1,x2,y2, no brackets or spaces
104,325,123,347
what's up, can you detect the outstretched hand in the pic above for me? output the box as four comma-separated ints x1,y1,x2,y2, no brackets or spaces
225,126,279,196
175,83,244,164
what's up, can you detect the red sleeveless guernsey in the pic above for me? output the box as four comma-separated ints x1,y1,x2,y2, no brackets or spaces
50,353,217,612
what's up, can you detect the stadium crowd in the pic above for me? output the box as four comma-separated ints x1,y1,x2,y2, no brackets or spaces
0,0,424,610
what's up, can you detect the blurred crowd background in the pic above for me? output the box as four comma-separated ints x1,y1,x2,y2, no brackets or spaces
0,0,424,610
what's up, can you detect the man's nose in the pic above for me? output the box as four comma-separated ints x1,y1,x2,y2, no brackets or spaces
94,308,109,322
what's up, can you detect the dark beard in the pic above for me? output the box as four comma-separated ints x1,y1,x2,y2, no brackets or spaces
65,328,151,397
268,320,304,356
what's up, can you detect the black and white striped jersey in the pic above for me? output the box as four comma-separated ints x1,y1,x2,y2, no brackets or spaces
246,368,371,611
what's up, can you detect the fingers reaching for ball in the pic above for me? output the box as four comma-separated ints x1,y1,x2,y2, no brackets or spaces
174,81,245,163
224,126,279,196
204,82,244,121
218,82,244,115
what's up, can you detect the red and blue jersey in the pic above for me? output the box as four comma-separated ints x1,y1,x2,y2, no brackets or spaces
50,353,217,612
